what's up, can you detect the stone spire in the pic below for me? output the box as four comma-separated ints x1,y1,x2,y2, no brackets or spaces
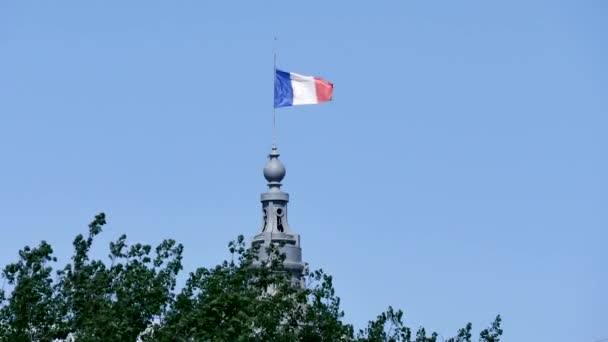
251,145,305,286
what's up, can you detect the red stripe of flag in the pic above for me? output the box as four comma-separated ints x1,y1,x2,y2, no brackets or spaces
314,77,333,103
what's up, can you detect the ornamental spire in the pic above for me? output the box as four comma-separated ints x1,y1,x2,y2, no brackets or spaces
251,145,306,287
263,144,286,192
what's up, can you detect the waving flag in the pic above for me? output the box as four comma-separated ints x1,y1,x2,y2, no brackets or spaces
274,69,333,108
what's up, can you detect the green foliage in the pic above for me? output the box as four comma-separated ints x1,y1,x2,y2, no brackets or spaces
445,323,472,342
144,238,353,341
0,214,503,342
479,316,503,342
54,213,184,341
0,241,59,342
357,306,411,342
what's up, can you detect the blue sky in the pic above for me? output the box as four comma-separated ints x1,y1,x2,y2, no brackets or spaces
1,1,606,341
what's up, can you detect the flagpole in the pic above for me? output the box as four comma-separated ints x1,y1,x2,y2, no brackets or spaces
273,52,276,146
272,37,277,146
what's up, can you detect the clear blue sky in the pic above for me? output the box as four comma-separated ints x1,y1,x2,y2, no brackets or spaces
1,1,606,341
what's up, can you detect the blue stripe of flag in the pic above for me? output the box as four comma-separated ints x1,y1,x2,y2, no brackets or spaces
274,69,293,108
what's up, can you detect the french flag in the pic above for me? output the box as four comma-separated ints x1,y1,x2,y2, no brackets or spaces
274,69,334,108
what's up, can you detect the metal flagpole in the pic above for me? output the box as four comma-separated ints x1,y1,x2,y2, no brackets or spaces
272,37,277,146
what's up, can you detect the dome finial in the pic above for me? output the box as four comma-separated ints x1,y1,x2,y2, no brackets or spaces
263,144,286,189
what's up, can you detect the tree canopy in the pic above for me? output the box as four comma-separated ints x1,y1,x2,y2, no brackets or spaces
0,213,502,342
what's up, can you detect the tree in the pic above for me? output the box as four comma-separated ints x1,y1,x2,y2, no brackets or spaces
54,213,184,341
0,213,503,342
144,238,354,341
0,241,60,342
0,213,183,342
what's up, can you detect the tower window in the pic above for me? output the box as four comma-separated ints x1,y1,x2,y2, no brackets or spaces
262,208,268,232
276,207,285,232
277,216,284,232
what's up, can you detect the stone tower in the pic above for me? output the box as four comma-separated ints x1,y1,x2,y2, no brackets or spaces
251,145,306,287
